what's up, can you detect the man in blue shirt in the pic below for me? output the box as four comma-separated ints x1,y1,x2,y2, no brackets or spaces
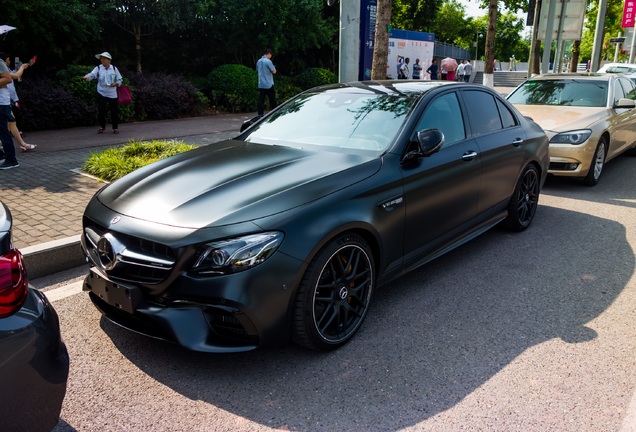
426,59,439,80
256,49,277,116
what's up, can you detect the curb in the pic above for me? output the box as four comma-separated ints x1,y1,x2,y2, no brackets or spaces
22,236,86,280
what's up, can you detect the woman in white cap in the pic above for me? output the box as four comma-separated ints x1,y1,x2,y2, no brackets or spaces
83,52,122,134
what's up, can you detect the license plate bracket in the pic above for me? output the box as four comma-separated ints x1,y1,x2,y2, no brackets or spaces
88,268,142,314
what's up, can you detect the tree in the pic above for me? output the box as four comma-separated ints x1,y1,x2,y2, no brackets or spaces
98,0,199,73
428,0,476,48
372,0,392,79
2,0,101,70
392,0,439,31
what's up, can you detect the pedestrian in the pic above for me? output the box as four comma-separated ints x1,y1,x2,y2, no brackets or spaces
0,51,18,169
426,59,439,80
457,60,465,82
2,55,36,152
256,49,277,116
446,61,456,82
441,64,448,80
463,61,473,83
399,57,410,79
509,55,516,71
396,56,405,79
83,52,122,134
412,58,423,80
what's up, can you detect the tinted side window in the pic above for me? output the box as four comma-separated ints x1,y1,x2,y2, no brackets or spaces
415,92,466,146
613,79,625,104
496,99,517,128
463,90,503,135
619,78,636,99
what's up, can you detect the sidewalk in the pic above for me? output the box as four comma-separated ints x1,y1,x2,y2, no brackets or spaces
0,113,253,278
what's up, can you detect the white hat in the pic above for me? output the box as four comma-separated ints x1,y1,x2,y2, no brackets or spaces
95,52,112,60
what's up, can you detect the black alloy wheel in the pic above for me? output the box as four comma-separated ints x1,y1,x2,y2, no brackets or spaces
503,164,540,232
292,232,374,351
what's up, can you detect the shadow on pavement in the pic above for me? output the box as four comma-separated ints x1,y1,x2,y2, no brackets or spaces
91,204,633,431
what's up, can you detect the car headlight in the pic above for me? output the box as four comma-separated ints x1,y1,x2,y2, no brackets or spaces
549,130,592,145
192,232,284,275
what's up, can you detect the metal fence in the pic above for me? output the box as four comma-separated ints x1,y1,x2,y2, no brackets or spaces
433,42,472,61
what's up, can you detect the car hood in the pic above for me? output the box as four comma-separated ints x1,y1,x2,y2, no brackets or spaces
513,105,607,132
97,140,381,229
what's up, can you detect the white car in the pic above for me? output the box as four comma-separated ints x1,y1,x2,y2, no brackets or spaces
597,63,636,84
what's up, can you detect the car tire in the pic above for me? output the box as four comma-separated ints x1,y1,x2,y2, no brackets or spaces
582,138,607,186
503,164,540,232
292,232,374,351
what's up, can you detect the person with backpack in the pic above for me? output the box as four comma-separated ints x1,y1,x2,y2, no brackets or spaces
83,52,122,134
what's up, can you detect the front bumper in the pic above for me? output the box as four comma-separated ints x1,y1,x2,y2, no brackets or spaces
547,141,597,177
84,249,306,353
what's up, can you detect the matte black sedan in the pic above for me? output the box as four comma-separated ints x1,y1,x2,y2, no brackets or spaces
81,81,549,352
0,201,69,431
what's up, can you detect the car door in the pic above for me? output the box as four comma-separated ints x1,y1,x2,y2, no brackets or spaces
400,90,481,267
461,89,526,221
608,77,636,156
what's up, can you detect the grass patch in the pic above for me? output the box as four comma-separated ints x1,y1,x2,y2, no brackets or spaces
83,139,197,182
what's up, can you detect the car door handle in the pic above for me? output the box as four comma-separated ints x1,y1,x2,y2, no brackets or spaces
512,138,524,146
462,151,478,161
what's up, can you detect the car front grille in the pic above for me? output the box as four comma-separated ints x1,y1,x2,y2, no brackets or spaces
83,220,176,285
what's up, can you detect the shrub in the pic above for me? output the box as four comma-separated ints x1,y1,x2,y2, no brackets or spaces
82,139,197,182
294,67,337,91
14,77,94,131
127,72,204,120
207,64,258,112
273,75,303,104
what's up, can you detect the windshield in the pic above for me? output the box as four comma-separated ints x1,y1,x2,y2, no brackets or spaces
507,80,609,107
243,89,416,153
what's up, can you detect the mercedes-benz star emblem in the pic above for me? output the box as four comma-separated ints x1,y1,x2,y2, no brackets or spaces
96,234,124,271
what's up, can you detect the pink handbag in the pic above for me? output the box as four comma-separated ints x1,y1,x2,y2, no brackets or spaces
117,85,132,105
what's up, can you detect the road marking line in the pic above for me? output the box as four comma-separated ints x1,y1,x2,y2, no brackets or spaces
44,281,84,303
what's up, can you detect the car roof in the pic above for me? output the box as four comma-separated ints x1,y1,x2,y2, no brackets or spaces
597,62,636,71
314,80,471,97
527,73,613,81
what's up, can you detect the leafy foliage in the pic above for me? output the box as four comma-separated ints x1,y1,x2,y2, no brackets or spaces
207,64,259,112
14,77,94,131
83,140,197,182
127,72,205,120
294,68,338,90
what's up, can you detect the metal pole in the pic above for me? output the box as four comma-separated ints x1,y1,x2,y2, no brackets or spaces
614,32,622,62
590,0,608,72
631,27,636,63
338,0,361,83
542,0,558,74
554,0,568,73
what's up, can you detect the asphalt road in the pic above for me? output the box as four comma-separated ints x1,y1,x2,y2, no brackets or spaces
35,154,636,432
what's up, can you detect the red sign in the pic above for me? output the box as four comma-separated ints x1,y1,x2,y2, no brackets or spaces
624,0,635,27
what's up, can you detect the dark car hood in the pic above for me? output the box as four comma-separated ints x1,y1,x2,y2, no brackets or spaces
97,140,381,229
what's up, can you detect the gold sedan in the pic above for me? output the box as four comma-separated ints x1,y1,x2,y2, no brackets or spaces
507,73,636,185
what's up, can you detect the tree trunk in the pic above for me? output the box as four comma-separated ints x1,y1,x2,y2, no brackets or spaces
532,39,541,74
371,0,391,80
483,0,498,88
134,23,142,73
570,39,581,72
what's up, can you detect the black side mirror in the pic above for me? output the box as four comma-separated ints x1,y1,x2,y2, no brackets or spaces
402,128,444,163
417,128,444,156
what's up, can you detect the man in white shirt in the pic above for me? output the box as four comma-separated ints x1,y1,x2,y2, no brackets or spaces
457,60,465,82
